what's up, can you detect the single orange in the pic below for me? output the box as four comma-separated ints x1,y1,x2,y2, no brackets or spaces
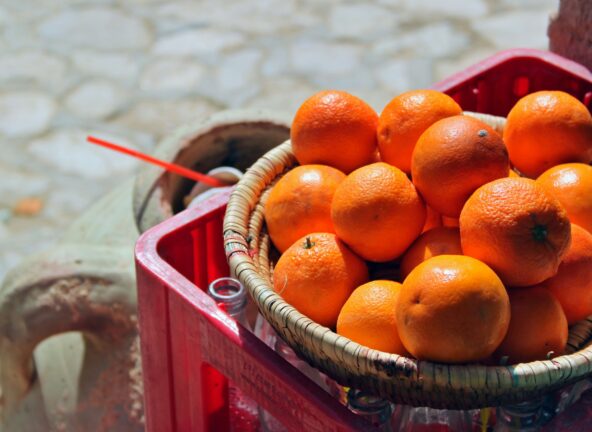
396,255,510,363
264,164,346,253
460,177,572,287
411,115,509,217
273,233,368,328
542,224,592,324
400,227,462,278
493,286,568,364
536,163,592,234
331,162,426,262
291,90,378,173
377,90,462,173
337,280,408,355
504,91,592,178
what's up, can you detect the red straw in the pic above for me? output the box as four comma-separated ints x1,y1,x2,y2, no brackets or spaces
87,135,225,187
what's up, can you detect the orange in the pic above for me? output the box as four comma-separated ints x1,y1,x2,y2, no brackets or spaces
337,280,408,355
396,255,510,363
504,90,592,178
264,164,346,253
291,90,378,173
536,163,592,234
400,227,462,278
542,224,592,324
460,177,572,287
493,286,568,364
377,90,462,173
422,206,442,233
273,233,368,328
331,162,426,262
411,115,509,217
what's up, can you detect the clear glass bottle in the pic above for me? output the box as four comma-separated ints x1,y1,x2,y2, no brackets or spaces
554,378,592,416
255,314,346,431
391,405,476,431
208,277,250,327
494,398,544,431
542,379,592,431
208,277,260,431
347,388,393,431
496,384,592,432
255,314,345,398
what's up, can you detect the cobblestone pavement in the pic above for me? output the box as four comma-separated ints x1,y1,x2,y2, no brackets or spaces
0,0,558,279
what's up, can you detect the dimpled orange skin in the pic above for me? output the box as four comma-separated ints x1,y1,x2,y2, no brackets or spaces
460,177,572,287
541,224,592,324
337,280,409,355
291,90,379,174
377,90,462,174
493,286,568,364
400,227,463,278
396,255,510,363
537,163,592,234
331,162,426,262
272,233,369,328
264,164,346,253
411,115,510,218
504,91,592,178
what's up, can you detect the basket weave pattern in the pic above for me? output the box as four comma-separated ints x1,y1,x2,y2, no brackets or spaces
223,113,592,409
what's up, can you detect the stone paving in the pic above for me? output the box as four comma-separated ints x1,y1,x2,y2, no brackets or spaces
0,0,558,280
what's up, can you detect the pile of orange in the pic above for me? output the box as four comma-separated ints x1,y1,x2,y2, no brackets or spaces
265,89,592,365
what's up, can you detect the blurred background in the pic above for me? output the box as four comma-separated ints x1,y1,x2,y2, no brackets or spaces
0,0,558,280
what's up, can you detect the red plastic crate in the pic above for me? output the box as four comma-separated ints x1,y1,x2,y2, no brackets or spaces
135,49,592,432
432,48,592,115
135,189,373,431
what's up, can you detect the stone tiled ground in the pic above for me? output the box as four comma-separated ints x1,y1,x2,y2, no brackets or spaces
0,0,558,279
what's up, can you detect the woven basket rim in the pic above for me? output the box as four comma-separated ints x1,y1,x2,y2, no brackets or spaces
223,112,592,407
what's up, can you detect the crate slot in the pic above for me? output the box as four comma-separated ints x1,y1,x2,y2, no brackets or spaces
513,76,530,97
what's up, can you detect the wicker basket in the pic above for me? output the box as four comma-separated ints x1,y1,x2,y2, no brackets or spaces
223,112,592,409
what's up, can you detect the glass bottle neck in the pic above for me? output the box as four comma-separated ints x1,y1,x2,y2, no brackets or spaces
496,397,544,431
208,277,249,329
347,388,393,431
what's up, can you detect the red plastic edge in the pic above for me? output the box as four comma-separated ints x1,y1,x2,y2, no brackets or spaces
135,190,374,432
432,48,592,93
